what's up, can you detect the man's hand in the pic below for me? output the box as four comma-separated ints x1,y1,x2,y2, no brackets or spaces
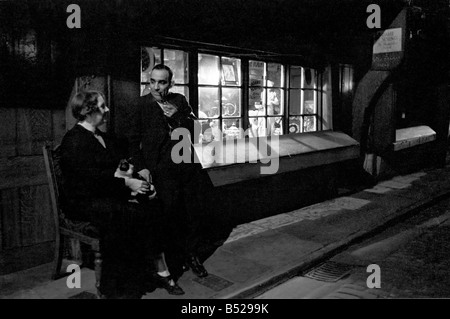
162,102,178,118
137,169,151,182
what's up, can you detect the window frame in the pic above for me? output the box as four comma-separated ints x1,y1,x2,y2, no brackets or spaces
140,42,330,143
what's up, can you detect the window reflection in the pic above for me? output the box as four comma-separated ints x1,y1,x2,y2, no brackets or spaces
222,88,241,117
164,49,188,84
248,117,266,137
221,57,241,86
289,66,302,88
223,119,242,139
289,116,302,134
267,63,283,87
198,54,220,85
249,60,265,87
200,119,221,143
304,116,316,132
198,87,219,118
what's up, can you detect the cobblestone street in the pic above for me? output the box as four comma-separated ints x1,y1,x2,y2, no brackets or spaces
257,196,450,299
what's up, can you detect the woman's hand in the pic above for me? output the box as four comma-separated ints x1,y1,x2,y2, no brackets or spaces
124,178,150,194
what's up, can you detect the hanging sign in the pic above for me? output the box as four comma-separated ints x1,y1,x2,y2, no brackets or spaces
371,27,404,70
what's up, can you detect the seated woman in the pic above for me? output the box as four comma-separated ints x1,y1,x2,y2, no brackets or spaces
60,90,183,298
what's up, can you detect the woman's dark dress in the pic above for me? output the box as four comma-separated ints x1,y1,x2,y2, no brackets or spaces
60,124,162,296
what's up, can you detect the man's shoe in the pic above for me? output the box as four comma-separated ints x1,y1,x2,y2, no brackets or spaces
151,274,185,295
186,255,208,278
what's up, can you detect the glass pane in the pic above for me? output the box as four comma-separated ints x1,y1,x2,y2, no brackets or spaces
322,66,330,91
268,117,283,136
171,85,189,100
288,116,302,134
289,89,301,115
248,117,267,137
266,88,282,115
249,60,265,87
201,119,222,142
340,65,354,93
278,89,285,115
303,68,316,89
322,88,332,130
164,49,188,84
199,87,219,118
289,66,302,88
303,90,316,114
223,119,242,139
304,116,316,132
141,47,161,83
267,63,283,87
222,88,241,117
249,87,265,116
221,57,241,86
198,54,220,85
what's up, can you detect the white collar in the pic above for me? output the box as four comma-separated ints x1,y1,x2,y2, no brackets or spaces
78,121,97,134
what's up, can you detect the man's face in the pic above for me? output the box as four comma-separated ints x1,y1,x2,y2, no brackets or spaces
149,69,172,101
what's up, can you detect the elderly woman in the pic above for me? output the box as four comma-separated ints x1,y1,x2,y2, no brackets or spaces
60,90,183,298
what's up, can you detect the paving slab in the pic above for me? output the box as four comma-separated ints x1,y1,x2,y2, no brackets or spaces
4,162,450,300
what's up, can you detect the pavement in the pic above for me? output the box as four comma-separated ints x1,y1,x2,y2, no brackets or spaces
3,161,450,299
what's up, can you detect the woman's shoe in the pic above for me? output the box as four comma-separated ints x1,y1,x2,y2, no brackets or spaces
151,273,185,295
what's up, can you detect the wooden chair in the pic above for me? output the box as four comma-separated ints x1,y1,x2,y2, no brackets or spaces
43,144,104,298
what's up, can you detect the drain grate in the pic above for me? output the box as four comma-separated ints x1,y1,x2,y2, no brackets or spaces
192,273,234,292
302,261,354,282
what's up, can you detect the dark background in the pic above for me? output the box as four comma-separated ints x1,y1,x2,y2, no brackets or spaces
1,0,421,109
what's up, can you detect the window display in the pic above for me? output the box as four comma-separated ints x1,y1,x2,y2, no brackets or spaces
248,61,285,137
139,45,331,140
198,54,242,141
288,65,321,133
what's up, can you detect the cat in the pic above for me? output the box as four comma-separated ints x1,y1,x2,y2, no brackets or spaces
114,158,157,202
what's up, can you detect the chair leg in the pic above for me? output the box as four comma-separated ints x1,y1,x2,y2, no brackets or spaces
94,251,104,299
52,234,64,280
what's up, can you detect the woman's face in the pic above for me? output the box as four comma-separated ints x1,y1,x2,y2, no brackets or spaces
90,96,109,127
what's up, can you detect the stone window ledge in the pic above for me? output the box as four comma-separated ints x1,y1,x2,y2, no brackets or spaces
193,131,360,186
393,126,436,152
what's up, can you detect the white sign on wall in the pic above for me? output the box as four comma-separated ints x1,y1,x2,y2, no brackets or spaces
373,28,402,54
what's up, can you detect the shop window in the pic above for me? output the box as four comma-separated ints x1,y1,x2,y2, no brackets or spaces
288,66,326,134
248,61,284,137
198,54,242,143
139,45,331,142
140,46,189,98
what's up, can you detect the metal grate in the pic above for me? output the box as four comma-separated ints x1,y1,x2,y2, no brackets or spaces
302,261,354,282
192,273,234,292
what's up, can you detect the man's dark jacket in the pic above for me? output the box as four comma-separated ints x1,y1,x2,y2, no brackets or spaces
128,92,196,175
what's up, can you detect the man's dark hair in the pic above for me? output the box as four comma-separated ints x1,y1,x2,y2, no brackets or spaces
71,91,106,121
152,64,173,83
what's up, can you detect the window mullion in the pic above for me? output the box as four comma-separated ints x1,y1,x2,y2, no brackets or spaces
189,48,199,117
242,57,249,138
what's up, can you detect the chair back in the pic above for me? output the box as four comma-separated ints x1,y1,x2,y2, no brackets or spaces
43,144,63,230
